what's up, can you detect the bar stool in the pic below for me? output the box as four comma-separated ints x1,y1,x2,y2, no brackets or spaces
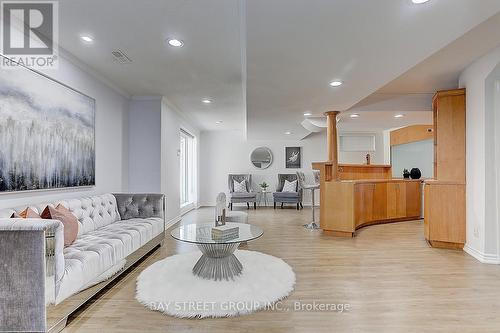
297,171,321,230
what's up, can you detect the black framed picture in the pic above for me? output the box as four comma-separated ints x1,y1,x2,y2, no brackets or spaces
285,147,301,168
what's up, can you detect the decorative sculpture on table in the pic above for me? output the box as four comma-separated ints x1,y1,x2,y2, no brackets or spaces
215,192,227,226
403,169,410,179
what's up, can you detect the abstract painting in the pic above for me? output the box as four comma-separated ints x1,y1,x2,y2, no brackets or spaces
0,57,95,192
285,147,301,169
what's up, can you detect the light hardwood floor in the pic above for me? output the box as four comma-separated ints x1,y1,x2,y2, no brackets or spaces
63,206,500,333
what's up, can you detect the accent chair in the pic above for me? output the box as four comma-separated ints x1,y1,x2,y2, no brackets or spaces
228,174,257,210
273,174,303,210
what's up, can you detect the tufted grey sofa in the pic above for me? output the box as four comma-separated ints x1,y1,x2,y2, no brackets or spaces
0,193,165,333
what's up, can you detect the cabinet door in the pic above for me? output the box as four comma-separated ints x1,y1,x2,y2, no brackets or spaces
423,184,430,240
405,182,422,218
387,183,406,219
435,94,466,182
372,183,388,221
425,183,465,244
354,183,375,225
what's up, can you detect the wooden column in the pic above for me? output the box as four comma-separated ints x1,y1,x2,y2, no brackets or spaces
325,111,340,180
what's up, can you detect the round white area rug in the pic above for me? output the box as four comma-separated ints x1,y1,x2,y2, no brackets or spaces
136,250,295,318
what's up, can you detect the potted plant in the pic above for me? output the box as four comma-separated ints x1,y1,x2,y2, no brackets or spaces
259,181,269,192
403,169,410,179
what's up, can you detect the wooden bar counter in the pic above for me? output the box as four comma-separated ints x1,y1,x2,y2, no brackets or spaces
313,162,422,237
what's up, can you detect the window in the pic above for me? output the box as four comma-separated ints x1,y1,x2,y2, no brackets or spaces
339,133,376,152
180,129,196,208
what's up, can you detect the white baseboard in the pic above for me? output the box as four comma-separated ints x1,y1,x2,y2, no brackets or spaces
166,215,182,229
464,244,500,264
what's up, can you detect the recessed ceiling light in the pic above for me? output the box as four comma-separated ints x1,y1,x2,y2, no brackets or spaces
412,0,430,4
285,131,292,135
80,35,94,43
350,114,360,118
329,80,343,87
215,120,223,124
202,99,212,104
167,38,184,47
394,114,405,118
304,112,312,116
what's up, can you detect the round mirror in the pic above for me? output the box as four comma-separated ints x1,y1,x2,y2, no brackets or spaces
250,147,273,169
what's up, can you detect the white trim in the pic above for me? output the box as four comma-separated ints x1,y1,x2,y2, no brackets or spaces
166,215,182,229
464,244,500,264
167,205,199,229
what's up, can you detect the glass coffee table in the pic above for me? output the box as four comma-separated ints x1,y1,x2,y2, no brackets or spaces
171,222,263,281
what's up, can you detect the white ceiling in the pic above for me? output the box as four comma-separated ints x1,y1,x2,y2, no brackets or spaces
57,1,500,138
302,110,433,134
58,0,246,131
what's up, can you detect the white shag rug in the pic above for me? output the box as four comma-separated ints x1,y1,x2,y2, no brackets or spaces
136,250,295,318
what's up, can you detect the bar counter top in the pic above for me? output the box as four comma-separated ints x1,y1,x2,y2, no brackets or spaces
338,178,423,184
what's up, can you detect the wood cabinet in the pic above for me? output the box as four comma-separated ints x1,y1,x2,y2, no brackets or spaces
390,125,434,146
424,182,466,249
353,181,421,229
321,179,422,236
433,90,466,182
338,164,391,180
425,89,466,249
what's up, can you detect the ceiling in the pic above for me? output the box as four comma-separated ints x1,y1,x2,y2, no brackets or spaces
58,0,246,131
57,1,500,138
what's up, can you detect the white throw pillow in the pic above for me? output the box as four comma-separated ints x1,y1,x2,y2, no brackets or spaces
233,179,248,193
282,179,297,193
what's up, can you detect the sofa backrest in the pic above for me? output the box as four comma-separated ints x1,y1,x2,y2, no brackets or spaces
0,193,120,237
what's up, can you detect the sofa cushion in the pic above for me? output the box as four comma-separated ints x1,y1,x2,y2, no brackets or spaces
40,205,79,246
19,207,41,218
114,194,164,220
230,192,256,199
59,194,120,236
56,217,164,302
233,179,248,193
282,179,298,192
273,192,299,198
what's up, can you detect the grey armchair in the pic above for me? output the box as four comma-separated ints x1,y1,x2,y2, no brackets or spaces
273,174,303,210
228,174,257,210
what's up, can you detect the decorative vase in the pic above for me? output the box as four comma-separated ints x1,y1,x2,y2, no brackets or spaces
403,169,410,179
410,168,421,180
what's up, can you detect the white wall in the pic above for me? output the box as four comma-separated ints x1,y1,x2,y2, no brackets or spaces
199,129,388,206
127,96,201,224
161,99,200,223
459,45,500,263
128,98,162,193
0,51,130,209
199,130,326,206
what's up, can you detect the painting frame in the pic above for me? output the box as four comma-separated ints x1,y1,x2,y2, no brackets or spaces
0,55,96,193
285,146,301,169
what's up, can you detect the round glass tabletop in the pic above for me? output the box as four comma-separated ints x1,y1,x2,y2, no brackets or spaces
170,222,263,245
